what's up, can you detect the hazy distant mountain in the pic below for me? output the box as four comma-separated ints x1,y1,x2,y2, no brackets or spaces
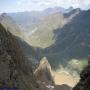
42,7,73,14
8,7,74,33
8,11,42,32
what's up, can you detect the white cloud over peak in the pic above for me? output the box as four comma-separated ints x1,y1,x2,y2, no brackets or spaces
16,0,90,11
0,0,90,13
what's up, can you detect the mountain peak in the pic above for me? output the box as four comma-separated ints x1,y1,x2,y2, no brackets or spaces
40,57,50,66
1,13,7,16
34,57,54,85
0,13,11,21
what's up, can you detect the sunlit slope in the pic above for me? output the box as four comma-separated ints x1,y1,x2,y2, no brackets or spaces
29,12,65,48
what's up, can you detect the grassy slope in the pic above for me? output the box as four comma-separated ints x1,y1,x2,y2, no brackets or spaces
29,12,65,48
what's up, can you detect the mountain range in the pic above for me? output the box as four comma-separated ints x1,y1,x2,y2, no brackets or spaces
5,7,90,75
0,23,73,90
0,6,90,90
43,9,90,71
0,20,89,90
0,7,90,88
8,7,73,32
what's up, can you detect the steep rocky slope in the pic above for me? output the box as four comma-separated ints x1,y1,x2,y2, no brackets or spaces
0,23,40,90
73,62,90,90
0,13,39,62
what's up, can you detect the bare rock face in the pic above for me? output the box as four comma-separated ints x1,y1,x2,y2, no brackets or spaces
73,63,90,90
34,57,54,85
0,23,40,90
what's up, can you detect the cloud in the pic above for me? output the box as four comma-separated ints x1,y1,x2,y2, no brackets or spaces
79,0,90,9
16,0,90,11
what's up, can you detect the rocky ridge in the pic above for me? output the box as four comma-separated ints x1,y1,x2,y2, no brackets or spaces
34,57,54,85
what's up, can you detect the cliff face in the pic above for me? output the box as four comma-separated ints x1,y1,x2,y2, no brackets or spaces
0,23,39,90
73,63,90,90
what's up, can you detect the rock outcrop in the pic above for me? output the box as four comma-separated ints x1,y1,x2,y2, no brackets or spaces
0,23,39,90
73,63,90,90
34,57,54,85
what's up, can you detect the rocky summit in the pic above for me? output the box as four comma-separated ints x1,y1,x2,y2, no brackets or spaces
34,57,54,85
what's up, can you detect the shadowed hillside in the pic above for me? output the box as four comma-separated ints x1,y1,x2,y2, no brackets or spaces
43,9,90,71
0,23,40,90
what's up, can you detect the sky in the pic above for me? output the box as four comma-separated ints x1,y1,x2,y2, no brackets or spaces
0,0,90,13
